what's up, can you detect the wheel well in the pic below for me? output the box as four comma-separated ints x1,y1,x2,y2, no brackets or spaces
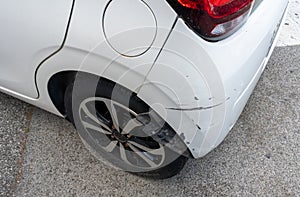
48,71,77,116
48,71,118,116
48,71,193,159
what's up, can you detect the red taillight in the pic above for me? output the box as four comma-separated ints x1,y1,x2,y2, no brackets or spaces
177,0,200,9
167,0,255,40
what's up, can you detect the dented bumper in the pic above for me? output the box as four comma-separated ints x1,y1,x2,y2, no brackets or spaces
138,0,289,158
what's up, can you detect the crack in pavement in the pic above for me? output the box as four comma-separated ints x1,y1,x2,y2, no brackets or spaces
11,107,33,196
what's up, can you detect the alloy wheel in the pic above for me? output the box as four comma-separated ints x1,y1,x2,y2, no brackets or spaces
78,97,166,170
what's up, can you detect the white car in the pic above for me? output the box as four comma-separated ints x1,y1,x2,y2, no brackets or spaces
0,0,288,178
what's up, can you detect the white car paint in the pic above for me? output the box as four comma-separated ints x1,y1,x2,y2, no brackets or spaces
0,0,73,98
138,0,289,157
0,0,289,159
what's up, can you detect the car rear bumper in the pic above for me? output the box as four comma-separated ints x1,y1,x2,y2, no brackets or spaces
138,0,289,158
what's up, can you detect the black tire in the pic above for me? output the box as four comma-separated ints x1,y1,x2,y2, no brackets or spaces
64,73,189,179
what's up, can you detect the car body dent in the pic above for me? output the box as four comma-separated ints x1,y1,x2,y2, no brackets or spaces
138,0,289,158
137,29,227,158
0,0,289,159
34,0,290,158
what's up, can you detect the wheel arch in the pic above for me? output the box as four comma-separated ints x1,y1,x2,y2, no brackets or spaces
48,70,77,116
47,70,120,116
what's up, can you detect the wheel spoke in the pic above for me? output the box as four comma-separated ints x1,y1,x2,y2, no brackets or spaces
81,104,111,131
82,120,111,135
103,140,118,152
128,143,158,168
103,101,120,132
79,97,168,170
128,141,164,156
119,143,131,165
121,118,142,134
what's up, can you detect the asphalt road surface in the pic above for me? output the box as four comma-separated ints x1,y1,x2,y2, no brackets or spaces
0,45,299,196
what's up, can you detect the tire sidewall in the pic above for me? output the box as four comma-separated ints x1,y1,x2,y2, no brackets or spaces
64,74,188,176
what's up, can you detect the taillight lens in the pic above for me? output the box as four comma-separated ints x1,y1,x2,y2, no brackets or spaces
167,0,255,41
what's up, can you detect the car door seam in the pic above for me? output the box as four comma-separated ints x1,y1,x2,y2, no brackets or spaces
33,0,76,99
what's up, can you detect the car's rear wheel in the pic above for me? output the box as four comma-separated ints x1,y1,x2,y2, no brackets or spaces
64,74,189,179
